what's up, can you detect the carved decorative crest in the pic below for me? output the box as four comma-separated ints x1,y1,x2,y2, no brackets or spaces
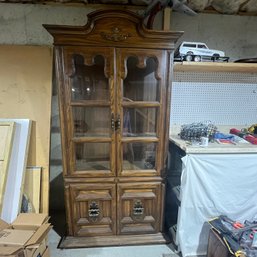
100,27,131,42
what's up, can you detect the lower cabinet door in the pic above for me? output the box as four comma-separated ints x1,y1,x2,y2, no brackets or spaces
117,182,162,235
68,183,116,236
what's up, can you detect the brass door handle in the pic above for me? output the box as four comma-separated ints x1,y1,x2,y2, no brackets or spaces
115,115,121,131
111,113,115,131
111,114,121,131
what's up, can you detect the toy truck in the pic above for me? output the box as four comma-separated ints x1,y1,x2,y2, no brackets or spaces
174,41,229,62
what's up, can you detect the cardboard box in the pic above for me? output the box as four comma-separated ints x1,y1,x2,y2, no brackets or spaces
41,247,50,257
25,239,46,257
12,214,49,230
0,246,25,257
0,229,35,246
0,214,51,257
0,220,10,231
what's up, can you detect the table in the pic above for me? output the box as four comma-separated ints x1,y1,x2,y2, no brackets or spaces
168,135,257,257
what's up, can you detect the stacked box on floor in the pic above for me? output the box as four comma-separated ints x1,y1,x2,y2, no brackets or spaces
0,213,51,257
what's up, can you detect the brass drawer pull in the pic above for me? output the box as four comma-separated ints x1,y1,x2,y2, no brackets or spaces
133,200,144,216
88,202,100,219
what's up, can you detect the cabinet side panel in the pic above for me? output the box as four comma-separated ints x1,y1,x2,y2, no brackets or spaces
55,47,69,176
162,50,174,176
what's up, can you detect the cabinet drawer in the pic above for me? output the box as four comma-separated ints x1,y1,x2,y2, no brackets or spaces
68,183,116,237
117,182,162,235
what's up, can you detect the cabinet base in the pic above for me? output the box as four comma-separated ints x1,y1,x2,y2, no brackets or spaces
59,233,169,248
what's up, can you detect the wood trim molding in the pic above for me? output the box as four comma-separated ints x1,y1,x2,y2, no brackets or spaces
43,9,183,49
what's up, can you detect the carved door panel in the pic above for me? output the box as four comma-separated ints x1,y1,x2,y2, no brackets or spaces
116,48,167,177
60,47,116,177
68,183,116,236
117,182,162,235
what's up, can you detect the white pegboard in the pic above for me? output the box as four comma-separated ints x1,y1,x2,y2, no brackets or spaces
170,72,257,126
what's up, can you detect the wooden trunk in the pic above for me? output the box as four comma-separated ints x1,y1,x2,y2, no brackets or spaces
44,9,182,248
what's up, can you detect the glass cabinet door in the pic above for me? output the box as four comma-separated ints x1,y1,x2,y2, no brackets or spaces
63,47,116,176
116,49,167,176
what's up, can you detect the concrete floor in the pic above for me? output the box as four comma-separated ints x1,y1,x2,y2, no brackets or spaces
48,229,180,257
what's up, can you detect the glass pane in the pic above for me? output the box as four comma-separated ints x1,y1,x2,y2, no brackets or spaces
70,55,109,101
123,56,160,102
123,142,156,170
72,107,110,137
123,107,157,137
75,142,110,171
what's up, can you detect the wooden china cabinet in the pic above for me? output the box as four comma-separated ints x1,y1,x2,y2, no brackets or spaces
44,9,182,247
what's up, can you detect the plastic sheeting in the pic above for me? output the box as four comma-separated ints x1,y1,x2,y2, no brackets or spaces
178,154,257,257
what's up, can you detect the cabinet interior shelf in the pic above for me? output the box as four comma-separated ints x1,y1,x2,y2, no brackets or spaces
174,61,257,73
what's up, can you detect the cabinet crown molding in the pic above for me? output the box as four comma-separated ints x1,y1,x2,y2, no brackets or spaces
43,9,183,49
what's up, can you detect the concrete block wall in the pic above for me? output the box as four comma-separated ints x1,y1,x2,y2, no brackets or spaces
0,4,91,45
170,12,257,61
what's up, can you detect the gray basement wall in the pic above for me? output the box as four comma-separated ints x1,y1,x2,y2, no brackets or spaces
0,3,257,228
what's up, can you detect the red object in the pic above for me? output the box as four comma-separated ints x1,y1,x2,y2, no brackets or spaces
220,215,244,229
233,222,244,229
230,128,257,145
230,128,241,135
245,135,257,144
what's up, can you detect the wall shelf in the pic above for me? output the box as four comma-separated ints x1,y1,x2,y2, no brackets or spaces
174,61,257,73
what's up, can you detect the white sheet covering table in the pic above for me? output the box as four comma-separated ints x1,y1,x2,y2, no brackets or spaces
178,153,257,257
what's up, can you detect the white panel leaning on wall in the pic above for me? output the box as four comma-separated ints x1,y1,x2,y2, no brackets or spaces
0,119,31,223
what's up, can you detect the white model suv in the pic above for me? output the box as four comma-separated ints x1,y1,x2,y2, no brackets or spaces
175,41,225,62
